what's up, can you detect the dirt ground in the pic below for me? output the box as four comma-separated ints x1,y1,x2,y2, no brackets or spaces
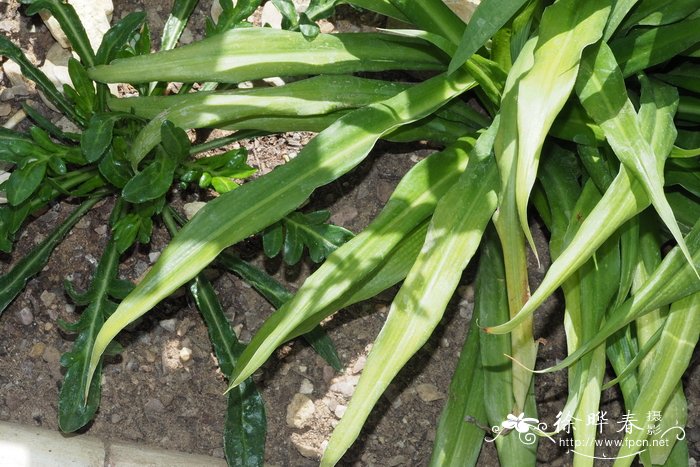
0,1,698,466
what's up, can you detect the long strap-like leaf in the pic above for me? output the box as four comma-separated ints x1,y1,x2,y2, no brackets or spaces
514,0,610,254
88,29,446,84
189,276,266,467
321,122,500,466
85,69,478,397
229,138,473,388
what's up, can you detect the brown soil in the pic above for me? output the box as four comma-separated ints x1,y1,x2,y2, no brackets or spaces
0,1,698,466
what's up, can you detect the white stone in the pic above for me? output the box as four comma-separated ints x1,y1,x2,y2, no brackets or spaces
162,339,182,371
40,43,72,90
350,356,366,374
299,378,314,395
210,1,224,24
53,116,81,133
285,394,315,429
18,307,34,326
40,290,57,307
291,435,321,459
40,0,114,53
334,404,347,418
179,347,193,363
260,2,283,29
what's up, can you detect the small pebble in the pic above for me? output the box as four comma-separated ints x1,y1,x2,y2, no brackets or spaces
93,225,108,235
162,340,182,372
40,291,56,307
148,252,161,263
179,347,193,363
159,318,177,332
329,380,355,397
29,342,46,359
299,378,314,395
44,323,53,332
18,307,33,326
0,103,11,117
144,398,165,413
416,383,445,402
324,398,338,412
350,356,366,374
291,436,321,459
334,404,347,418
41,345,61,365
286,394,315,429
144,349,157,363
111,414,123,424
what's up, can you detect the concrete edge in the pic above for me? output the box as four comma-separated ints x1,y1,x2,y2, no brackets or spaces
0,421,227,466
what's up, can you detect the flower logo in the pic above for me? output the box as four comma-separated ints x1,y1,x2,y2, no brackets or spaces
502,413,540,434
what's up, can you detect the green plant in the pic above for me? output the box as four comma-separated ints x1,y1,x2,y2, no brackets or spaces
1,0,350,464
3,0,700,465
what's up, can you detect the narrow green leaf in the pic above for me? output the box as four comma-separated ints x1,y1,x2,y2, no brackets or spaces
620,0,699,30
110,75,478,164
601,325,662,391
389,0,466,45
577,43,694,274
20,103,79,143
161,0,197,51
89,29,447,84
603,0,639,40
486,165,649,334
477,229,537,466
321,125,499,466
614,292,699,466
59,237,120,432
275,211,354,265
208,0,262,34
492,36,538,411
85,70,478,395
667,191,700,236
429,320,486,467
229,138,473,388
610,17,700,77
656,62,700,93
0,198,98,315
189,276,266,467
448,0,529,74
541,218,700,373
514,0,610,256
67,57,95,114
96,11,147,65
